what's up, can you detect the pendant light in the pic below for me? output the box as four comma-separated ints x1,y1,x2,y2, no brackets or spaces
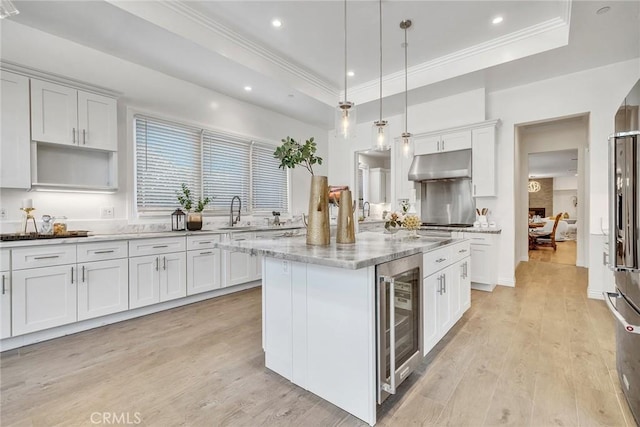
335,0,356,139
400,19,412,156
372,0,389,151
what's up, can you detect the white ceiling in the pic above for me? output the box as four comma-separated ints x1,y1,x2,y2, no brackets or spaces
529,149,578,178
6,0,640,129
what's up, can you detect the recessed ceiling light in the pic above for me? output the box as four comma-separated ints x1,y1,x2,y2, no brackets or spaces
347,71,355,77
244,86,252,92
271,18,282,28
596,6,611,15
492,16,503,25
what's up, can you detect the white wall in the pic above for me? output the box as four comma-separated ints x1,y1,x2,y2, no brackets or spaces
554,176,578,190
554,176,578,219
0,21,327,231
487,58,640,295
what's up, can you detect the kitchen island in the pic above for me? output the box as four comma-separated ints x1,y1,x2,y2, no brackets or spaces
214,232,471,425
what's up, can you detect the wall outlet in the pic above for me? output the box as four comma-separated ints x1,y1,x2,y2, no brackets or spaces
0,208,6,219
101,207,114,219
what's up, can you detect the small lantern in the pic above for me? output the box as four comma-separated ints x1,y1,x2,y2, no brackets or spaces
171,208,186,231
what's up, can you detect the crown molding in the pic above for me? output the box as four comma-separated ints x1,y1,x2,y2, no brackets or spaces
156,2,339,103
348,15,571,105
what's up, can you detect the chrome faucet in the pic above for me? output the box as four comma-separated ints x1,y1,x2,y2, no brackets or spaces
230,196,241,226
363,201,371,218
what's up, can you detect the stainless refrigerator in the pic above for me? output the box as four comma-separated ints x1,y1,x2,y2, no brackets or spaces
606,130,640,425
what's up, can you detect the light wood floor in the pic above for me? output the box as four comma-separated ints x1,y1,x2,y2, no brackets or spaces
1,261,635,426
529,239,577,265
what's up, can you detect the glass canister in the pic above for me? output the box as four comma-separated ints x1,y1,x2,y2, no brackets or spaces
40,215,53,235
53,216,68,235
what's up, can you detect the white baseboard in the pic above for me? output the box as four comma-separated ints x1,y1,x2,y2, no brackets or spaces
498,276,516,287
587,289,605,300
471,282,496,292
1,281,260,352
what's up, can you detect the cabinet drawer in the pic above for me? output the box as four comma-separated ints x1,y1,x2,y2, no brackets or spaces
77,240,128,262
129,237,186,257
423,246,452,276
450,241,471,263
465,233,493,245
229,232,255,241
0,249,9,271
187,234,220,250
12,245,76,270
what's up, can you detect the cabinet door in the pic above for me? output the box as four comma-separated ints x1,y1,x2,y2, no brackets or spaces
78,259,128,321
437,272,452,335
77,91,117,151
445,264,461,329
186,249,221,295
469,244,492,284
414,135,441,155
224,250,253,287
460,259,471,311
129,256,160,309
159,252,186,302
441,130,471,152
12,265,76,335
423,272,440,356
1,272,11,339
472,126,496,197
30,79,78,146
1,71,31,189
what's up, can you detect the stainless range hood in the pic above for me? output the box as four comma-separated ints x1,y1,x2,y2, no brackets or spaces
408,149,471,181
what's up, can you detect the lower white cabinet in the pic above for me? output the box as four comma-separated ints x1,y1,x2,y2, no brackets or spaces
77,259,128,321
129,252,186,309
462,233,499,290
12,265,76,335
1,270,11,339
423,242,471,355
187,249,221,295
224,233,260,287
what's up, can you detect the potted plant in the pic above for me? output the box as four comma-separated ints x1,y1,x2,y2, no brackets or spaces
177,183,210,231
274,137,329,245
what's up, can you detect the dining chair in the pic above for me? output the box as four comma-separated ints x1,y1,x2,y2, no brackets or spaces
529,213,563,251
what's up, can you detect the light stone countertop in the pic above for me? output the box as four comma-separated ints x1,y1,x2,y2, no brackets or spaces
0,225,306,249
214,231,461,270
420,226,502,234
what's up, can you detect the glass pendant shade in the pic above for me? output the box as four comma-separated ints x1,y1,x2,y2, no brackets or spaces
335,101,356,139
372,120,389,151
401,131,413,157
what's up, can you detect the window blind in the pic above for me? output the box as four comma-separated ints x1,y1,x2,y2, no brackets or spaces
135,116,201,210
252,143,288,212
203,132,250,211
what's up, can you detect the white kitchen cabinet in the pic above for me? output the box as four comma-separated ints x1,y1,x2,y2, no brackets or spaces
31,79,117,151
471,125,497,197
128,237,187,308
224,232,260,287
423,241,471,355
463,233,499,291
187,235,221,296
77,258,128,321
12,265,76,335
1,71,31,189
369,168,390,203
414,130,471,155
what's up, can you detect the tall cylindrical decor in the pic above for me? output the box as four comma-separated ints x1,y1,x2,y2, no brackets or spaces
336,190,355,244
306,175,330,246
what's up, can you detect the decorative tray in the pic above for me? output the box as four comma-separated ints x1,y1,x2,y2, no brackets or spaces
0,231,90,241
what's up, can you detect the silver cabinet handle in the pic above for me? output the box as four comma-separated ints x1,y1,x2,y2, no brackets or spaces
82,129,86,145
474,184,477,195
155,257,159,271
464,262,468,278
603,292,640,334
602,251,608,266
153,245,168,249
82,265,85,283
71,266,74,284
200,251,213,255
458,249,467,253
437,275,443,295
443,274,446,293
72,127,77,144
163,256,167,270
1,274,6,295
198,241,212,245
436,257,447,263
437,141,440,151
34,255,60,260
442,140,445,151
94,250,115,254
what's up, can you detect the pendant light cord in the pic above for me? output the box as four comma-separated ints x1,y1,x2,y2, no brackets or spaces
378,0,383,122
404,23,408,132
344,0,348,103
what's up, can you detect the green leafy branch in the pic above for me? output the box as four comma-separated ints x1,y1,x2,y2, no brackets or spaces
177,183,211,212
273,136,323,176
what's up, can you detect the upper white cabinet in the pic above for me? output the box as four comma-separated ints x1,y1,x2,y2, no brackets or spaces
414,130,471,155
1,71,31,189
472,124,497,197
31,79,117,151
369,168,390,203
